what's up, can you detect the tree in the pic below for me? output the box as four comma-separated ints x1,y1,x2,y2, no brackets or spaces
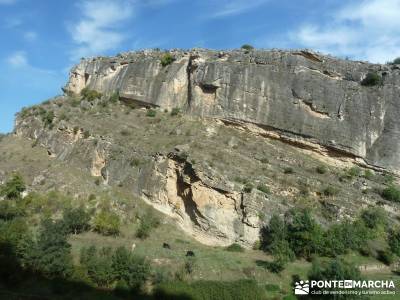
388,228,400,256
1,173,25,200
62,207,91,235
33,219,73,278
112,246,151,289
391,57,400,65
286,209,324,259
93,211,121,236
86,247,115,287
261,215,294,262
241,44,254,51
309,258,362,299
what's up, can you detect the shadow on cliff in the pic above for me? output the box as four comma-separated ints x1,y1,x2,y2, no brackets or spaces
0,241,193,300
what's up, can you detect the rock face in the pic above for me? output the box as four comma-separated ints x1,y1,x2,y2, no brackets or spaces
64,49,400,174
137,151,262,246
14,48,400,247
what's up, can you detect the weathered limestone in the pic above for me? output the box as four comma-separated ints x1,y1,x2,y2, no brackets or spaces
64,49,400,174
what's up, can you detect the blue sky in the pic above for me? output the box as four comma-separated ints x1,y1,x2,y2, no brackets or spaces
1,0,399,133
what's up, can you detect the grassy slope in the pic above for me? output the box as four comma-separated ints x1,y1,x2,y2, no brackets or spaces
1,97,400,299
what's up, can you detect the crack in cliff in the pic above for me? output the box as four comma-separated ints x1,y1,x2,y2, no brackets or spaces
220,117,358,159
293,50,323,63
219,117,387,172
186,55,195,109
291,89,331,119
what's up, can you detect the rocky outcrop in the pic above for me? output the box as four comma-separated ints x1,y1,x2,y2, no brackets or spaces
64,49,400,174
137,151,263,247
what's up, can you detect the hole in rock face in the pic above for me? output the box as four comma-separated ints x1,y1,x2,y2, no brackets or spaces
84,73,90,84
199,83,218,94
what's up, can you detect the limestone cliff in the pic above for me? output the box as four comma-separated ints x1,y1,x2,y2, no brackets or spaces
64,49,400,175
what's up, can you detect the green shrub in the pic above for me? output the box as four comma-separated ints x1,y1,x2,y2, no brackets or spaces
146,109,157,117
360,207,386,230
243,183,254,193
120,129,130,136
136,210,160,239
381,185,400,202
80,246,114,287
225,243,244,252
81,87,102,101
361,72,383,86
112,246,151,289
62,207,91,235
322,219,370,257
383,173,395,184
83,130,90,139
256,184,270,194
391,57,400,65
376,249,394,265
287,209,324,259
322,185,340,197
316,165,327,174
260,215,294,262
309,258,361,288
170,107,181,116
42,110,55,128
33,219,73,278
266,258,285,273
1,173,25,200
388,228,400,256
0,201,25,220
129,158,141,167
348,166,361,177
241,44,254,51
109,91,120,103
160,53,175,67
283,167,294,174
93,211,121,236
363,169,374,180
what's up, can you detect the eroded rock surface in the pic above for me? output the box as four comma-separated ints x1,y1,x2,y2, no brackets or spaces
64,49,400,174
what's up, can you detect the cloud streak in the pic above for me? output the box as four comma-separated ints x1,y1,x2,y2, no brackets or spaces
290,0,400,63
0,0,17,4
6,51,28,68
209,0,269,18
69,0,135,60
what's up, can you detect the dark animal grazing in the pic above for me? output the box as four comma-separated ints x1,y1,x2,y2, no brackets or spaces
163,243,171,249
186,250,195,257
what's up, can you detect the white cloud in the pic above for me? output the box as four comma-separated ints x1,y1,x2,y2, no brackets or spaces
0,0,17,4
24,31,37,41
210,0,269,18
69,0,134,60
6,51,28,68
290,0,400,63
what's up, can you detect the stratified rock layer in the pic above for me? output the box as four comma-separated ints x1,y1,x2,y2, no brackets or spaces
64,49,400,174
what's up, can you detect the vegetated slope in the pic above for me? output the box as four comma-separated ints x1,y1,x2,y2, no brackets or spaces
1,49,400,299
11,92,400,247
